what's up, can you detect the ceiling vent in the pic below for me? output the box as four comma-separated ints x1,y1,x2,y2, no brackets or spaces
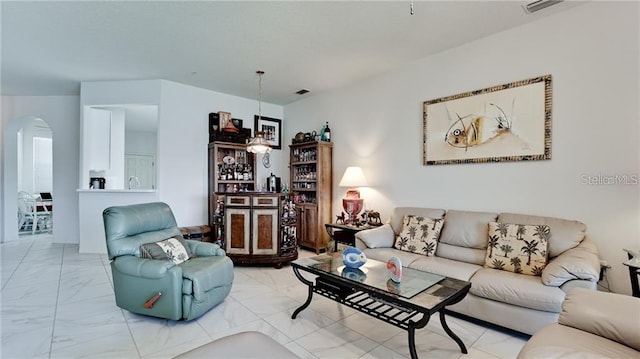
522,0,563,14
295,89,310,95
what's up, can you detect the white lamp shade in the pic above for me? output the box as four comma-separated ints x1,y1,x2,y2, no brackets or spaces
246,131,271,154
339,167,368,188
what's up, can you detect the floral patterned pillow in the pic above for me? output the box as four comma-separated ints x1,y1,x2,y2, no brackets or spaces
484,222,550,276
140,237,194,264
394,215,444,256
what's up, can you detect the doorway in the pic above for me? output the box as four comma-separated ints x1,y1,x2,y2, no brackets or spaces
2,116,53,242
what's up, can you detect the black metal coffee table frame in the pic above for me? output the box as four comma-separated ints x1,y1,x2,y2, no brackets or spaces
291,257,471,359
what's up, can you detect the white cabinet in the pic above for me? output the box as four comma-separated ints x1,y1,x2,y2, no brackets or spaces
87,108,111,170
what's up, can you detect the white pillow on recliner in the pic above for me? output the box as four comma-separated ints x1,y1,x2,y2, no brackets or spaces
140,237,194,264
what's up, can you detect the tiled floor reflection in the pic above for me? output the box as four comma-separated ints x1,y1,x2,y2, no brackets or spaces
1,234,527,358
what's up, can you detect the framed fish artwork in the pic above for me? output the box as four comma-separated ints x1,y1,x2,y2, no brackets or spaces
423,75,552,165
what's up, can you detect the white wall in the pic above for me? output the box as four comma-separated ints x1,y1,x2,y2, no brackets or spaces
125,130,157,155
15,121,50,193
1,96,80,243
74,80,284,252
2,80,284,249
158,80,284,227
80,80,162,189
19,123,36,192
108,108,126,189
284,2,639,294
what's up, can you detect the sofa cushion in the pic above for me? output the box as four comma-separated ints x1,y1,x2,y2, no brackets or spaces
498,212,586,258
439,210,498,248
394,215,443,256
140,237,194,264
484,222,549,276
356,224,395,248
409,256,481,281
435,210,498,265
361,247,481,282
389,207,446,234
470,268,565,312
361,247,427,267
435,243,487,266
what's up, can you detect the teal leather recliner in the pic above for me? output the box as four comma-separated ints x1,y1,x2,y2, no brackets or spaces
103,202,233,321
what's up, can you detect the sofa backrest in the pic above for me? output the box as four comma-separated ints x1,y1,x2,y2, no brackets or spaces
388,207,587,265
498,212,586,258
389,207,446,234
103,202,182,260
436,210,498,265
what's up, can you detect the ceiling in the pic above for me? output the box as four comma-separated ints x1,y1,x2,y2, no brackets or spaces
1,1,583,105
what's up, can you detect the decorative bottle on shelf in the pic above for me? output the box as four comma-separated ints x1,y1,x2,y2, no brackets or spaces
323,122,331,142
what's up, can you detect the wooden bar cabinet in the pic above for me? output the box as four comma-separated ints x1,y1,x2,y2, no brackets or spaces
219,192,297,268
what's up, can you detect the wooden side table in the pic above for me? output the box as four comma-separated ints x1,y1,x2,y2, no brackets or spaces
623,251,640,298
324,223,377,252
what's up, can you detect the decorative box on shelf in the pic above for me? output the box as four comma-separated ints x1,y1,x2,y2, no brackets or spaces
210,129,251,144
209,112,251,144
179,225,213,243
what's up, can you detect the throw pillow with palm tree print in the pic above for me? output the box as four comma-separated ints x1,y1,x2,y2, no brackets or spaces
484,222,550,276
393,215,444,256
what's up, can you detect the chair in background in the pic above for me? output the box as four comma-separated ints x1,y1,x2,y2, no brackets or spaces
103,202,234,321
18,191,51,234
37,192,53,231
38,192,53,210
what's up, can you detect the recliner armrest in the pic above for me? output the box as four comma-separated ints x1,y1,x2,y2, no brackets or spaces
186,240,226,256
560,288,640,351
541,237,600,286
112,255,178,279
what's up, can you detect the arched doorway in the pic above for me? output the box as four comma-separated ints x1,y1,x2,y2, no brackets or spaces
2,116,53,242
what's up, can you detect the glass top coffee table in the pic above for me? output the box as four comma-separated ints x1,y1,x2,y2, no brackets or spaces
291,253,471,359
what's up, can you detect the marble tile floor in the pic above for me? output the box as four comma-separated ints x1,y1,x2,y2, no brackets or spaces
1,234,527,358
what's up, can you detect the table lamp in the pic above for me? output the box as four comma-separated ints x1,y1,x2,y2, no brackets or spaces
338,166,368,224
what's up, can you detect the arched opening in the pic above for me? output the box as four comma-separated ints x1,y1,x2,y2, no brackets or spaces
2,116,53,242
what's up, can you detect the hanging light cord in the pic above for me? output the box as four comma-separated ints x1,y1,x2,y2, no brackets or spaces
257,70,264,121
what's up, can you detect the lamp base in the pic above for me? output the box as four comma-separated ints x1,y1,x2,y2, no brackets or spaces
342,198,364,224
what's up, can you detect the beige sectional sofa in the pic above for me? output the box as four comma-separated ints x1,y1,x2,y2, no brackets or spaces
518,288,640,358
354,207,601,335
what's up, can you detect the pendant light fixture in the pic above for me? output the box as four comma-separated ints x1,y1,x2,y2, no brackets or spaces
247,70,271,154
